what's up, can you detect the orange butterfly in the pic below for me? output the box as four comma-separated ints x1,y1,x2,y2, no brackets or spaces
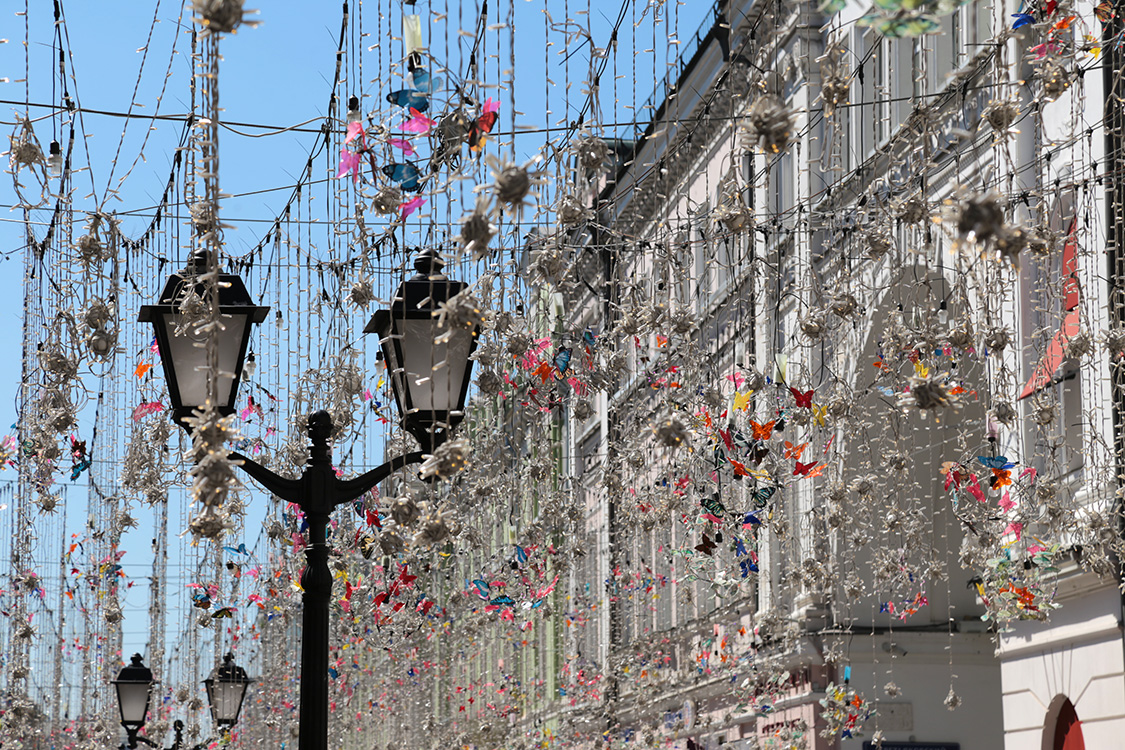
789,387,814,408
784,441,808,460
730,459,751,478
1051,15,1076,32
750,420,776,441
793,460,821,477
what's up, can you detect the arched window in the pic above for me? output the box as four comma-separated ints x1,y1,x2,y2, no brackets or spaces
1052,697,1085,750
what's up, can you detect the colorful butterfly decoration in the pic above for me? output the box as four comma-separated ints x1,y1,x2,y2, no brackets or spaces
400,107,436,133
751,485,777,508
700,495,726,520
386,62,437,112
694,534,718,556
789,387,815,408
468,97,501,152
381,163,425,192
976,455,1016,470
553,347,572,378
793,460,822,477
70,459,91,481
750,420,776,441
784,441,808,460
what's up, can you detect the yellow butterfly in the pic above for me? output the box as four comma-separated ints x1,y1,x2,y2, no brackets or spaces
812,403,828,427
733,391,752,412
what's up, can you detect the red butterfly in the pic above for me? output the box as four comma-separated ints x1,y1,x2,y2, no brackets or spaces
469,98,500,152
789,387,815,408
793,460,820,477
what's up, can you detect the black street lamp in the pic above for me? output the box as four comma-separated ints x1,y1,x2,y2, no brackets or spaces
138,250,270,429
141,249,477,750
112,654,153,749
113,654,251,750
365,248,480,452
203,653,253,730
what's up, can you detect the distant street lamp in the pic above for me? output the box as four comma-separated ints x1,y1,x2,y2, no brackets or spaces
113,654,251,749
112,654,153,749
140,248,478,750
204,653,253,730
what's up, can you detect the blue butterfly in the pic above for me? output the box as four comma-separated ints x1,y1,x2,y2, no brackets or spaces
554,347,572,376
739,559,756,578
1011,12,1034,28
471,579,491,599
976,455,1016,470
751,485,776,508
381,163,424,192
488,595,516,607
386,65,437,112
223,543,250,556
742,511,762,527
70,459,91,481
735,538,748,557
515,545,528,565
583,328,597,349
328,667,339,679
701,495,726,517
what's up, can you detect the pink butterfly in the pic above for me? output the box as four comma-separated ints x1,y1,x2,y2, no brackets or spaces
337,149,362,182
399,196,426,219
388,137,417,156
400,107,435,133
131,401,163,422
344,120,366,147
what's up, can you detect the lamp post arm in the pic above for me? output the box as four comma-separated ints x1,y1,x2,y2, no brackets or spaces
335,451,427,505
228,452,302,503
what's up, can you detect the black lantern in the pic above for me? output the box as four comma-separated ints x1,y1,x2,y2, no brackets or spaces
138,251,269,430
113,654,154,740
365,249,478,452
203,653,252,729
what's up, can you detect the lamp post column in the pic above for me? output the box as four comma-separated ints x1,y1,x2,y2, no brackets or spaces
298,508,332,750
227,411,426,750
298,414,336,750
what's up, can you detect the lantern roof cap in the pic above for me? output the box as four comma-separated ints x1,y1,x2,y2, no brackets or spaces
113,653,153,684
138,252,269,322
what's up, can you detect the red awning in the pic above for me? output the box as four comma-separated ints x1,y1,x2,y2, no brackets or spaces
1018,218,1081,400
1019,308,1081,399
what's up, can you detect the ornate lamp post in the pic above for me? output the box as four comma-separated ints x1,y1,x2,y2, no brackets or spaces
140,249,478,750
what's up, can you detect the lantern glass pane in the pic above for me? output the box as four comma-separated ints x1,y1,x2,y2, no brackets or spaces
116,683,150,726
161,313,247,410
399,318,473,413
208,681,245,724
